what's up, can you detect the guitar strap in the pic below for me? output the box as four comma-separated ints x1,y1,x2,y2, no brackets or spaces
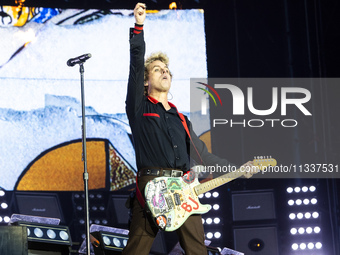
135,175,146,209
135,112,203,210
178,112,204,165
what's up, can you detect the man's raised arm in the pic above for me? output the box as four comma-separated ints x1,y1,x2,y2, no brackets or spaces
126,3,147,121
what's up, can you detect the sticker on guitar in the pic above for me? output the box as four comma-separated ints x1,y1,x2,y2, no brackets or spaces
181,197,199,213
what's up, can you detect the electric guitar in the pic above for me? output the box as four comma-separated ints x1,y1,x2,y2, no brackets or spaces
144,157,277,231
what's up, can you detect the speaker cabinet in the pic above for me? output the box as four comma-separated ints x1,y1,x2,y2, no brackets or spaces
15,192,64,223
232,190,275,221
0,226,28,255
108,194,130,228
233,226,279,255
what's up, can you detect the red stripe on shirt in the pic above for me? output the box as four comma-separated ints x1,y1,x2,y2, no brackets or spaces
143,113,160,118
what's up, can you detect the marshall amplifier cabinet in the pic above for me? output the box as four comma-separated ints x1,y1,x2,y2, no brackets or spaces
15,192,65,223
232,190,276,221
233,226,279,255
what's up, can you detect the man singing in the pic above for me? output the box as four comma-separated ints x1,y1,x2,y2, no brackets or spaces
123,3,255,254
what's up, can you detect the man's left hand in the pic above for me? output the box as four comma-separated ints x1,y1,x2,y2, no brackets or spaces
241,161,260,178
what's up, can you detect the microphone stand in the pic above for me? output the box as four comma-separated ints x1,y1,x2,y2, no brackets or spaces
79,62,91,255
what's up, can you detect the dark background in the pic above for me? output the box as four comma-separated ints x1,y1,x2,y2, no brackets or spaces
204,1,340,254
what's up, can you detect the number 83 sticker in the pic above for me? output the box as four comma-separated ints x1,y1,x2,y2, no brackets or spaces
181,197,199,212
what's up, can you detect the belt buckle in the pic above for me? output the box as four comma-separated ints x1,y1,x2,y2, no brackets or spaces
171,170,182,177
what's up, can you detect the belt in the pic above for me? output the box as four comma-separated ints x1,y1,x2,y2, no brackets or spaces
138,168,183,177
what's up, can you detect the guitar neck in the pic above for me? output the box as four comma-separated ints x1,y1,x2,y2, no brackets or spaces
194,168,245,196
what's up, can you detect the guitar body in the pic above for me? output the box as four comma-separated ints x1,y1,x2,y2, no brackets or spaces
144,157,277,232
144,171,211,232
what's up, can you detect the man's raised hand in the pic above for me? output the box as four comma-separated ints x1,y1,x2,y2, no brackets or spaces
134,3,146,25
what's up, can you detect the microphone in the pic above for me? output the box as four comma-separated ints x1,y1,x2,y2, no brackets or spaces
67,53,92,67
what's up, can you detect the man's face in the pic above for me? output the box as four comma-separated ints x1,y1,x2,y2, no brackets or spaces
145,60,171,94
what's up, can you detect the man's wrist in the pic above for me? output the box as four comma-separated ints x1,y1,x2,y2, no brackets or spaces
134,23,143,34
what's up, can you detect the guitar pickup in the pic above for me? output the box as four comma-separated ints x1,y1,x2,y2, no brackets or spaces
174,193,181,206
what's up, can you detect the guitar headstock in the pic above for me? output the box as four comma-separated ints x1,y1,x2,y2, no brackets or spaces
253,156,277,171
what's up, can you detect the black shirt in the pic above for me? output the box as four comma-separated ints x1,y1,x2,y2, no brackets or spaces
126,30,236,174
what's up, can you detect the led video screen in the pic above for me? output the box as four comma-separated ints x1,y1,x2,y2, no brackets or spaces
0,6,207,191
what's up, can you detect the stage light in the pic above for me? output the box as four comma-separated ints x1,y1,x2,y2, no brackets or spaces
294,187,301,193
205,192,212,198
78,225,130,254
308,242,314,249
47,229,57,239
292,243,298,250
289,213,296,220
295,199,302,205
290,228,297,235
298,227,305,234
206,232,213,239
315,242,322,249
198,194,204,198
213,217,220,224
214,232,221,239
0,216,10,223
0,188,10,226
91,231,129,252
15,221,71,244
33,227,44,238
312,212,319,218
297,213,303,219
305,212,311,219
202,218,205,224
10,220,72,254
286,182,323,254
314,226,321,233
213,204,220,210
206,218,213,224
74,193,81,199
212,192,219,198
306,227,313,234
300,243,306,250
72,191,110,242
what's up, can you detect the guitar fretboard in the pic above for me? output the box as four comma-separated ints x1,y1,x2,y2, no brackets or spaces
194,169,244,196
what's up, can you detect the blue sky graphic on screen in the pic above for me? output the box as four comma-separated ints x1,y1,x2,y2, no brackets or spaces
0,7,207,191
